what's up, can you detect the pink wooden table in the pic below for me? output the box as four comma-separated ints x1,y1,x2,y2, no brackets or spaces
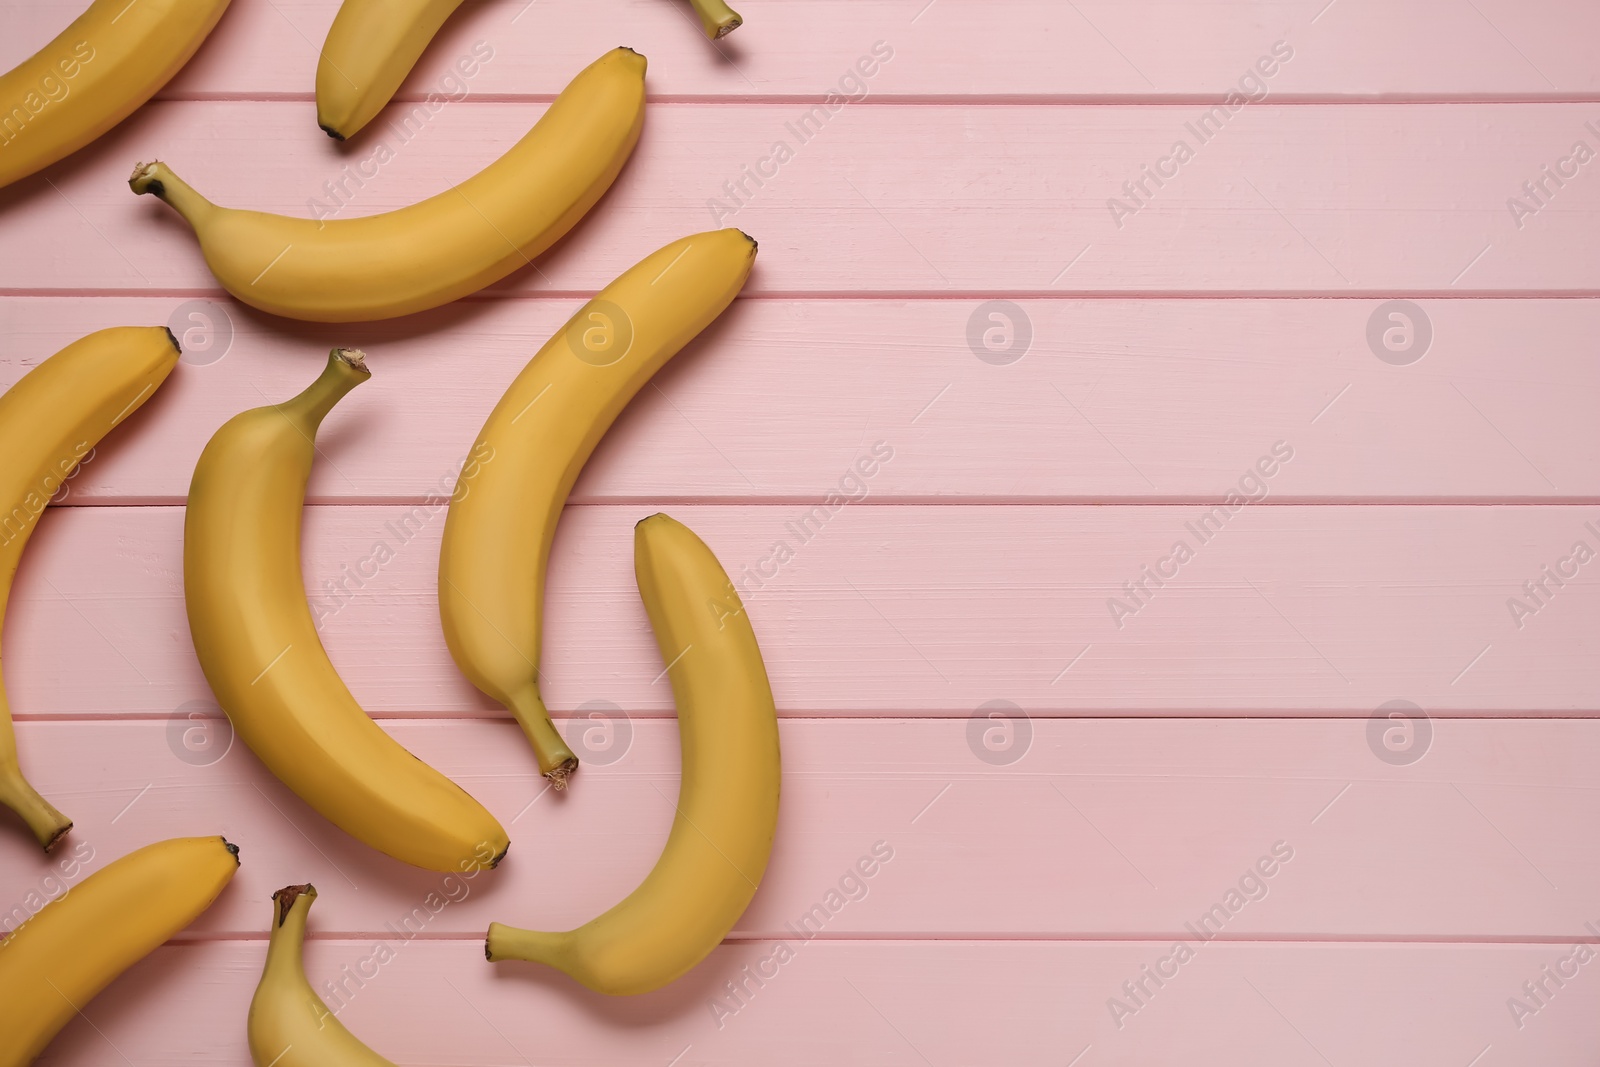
4,0,1600,1063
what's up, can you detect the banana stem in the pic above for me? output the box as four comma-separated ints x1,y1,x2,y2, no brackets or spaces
128,161,218,229
508,689,578,789
259,884,346,1036
688,0,742,38
264,884,317,983
0,760,71,851
277,349,371,430
485,920,573,967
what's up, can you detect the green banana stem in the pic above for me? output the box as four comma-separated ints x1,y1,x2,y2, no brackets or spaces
507,688,578,789
485,920,574,967
688,0,742,38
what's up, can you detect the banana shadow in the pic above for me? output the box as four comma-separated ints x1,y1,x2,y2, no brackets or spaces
119,117,644,322
675,0,753,65
210,239,762,491
21,877,248,1061
215,293,520,350
222,746,528,916
320,0,508,155
150,289,546,475
197,294,547,475
577,279,763,496
0,93,182,228
483,939,752,1030
0,0,248,226
284,49,655,296
662,274,763,377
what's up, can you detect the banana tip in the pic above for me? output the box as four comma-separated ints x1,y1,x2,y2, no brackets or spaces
616,46,648,73
128,162,164,198
318,123,347,142
223,838,241,865
490,843,510,870
331,347,369,373
43,822,73,853
272,883,314,925
163,326,181,357
544,757,577,791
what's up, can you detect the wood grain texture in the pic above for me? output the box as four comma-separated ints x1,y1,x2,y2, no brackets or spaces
1,717,1593,940
7,0,1600,101
3,99,1600,294
1,1,1595,1063
5,504,1593,718
2,296,1596,504
31,939,1600,1066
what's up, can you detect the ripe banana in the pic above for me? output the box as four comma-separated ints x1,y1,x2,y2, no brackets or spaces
0,0,231,189
0,326,180,849
486,514,780,995
0,835,239,1067
129,48,647,323
439,229,757,786
185,349,509,872
689,0,743,38
248,884,395,1067
317,0,466,141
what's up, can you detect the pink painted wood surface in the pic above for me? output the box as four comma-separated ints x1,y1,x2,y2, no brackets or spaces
2,296,1596,503
6,505,1594,717
32,940,1600,1065
4,99,1600,294
1,0,1595,1062
9,0,1600,101
0,717,1593,940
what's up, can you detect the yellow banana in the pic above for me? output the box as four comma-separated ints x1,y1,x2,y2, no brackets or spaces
439,229,757,786
689,0,743,38
128,48,647,323
0,835,239,1067
316,0,466,141
487,514,780,995
0,326,180,849
185,349,509,872
248,885,397,1067
0,0,231,189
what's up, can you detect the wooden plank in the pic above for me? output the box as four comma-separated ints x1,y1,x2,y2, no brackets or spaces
5,504,1596,717
3,296,1597,504
2,717,1596,940
8,0,1600,102
31,938,1600,1065
4,4,1594,1065
5,100,1600,293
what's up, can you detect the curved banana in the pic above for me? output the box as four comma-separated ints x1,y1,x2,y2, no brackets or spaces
439,229,757,786
689,0,743,39
0,835,239,1067
185,349,509,872
316,0,466,141
0,0,231,190
129,48,647,323
487,514,780,995
248,884,397,1067
0,326,180,849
